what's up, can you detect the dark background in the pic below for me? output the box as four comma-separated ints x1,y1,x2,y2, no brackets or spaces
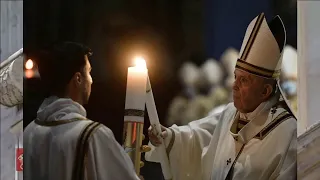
23,0,296,179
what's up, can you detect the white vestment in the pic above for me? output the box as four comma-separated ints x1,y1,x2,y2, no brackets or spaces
146,95,297,180
24,96,140,180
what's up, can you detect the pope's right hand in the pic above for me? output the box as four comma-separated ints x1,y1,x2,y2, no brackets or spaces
148,125,168,147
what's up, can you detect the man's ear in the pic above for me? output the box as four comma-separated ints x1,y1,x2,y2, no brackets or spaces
73,72,82,86
262,84,273,99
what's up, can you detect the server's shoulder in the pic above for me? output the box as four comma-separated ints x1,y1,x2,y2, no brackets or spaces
23,121,36,133
87,121,115,140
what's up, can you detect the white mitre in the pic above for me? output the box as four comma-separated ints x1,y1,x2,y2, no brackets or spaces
200,58,224,86
281,45,297,80
178,61,200,87
236,13,296,117
0,49,24,107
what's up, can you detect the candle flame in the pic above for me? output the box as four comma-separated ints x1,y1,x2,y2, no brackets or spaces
25,59,34,70
134,56,147,70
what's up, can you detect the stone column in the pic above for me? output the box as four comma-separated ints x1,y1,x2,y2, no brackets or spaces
297,1,320,136
297,1,320,179
0,1,23,180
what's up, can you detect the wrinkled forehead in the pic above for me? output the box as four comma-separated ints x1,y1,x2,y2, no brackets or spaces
234,69,270,84
234,69,251,77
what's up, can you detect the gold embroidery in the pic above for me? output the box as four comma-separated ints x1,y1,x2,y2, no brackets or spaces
230,112,240,134
84,124,102,179
87,124,103,142
166,128,175,156
236,60,280,78
237,123,245,130
255,111,293,140
124,109,145,117
72,121,101,180
301,160,320,178
34,118,87,126
261,111,288,132
72,122,96,180
226,144,246,179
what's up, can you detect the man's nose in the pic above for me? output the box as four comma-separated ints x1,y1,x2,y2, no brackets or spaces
232,79,239,91
232,84,239,91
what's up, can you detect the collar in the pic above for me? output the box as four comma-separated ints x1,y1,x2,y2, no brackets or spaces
230,94,279,143
239,97,274,120
37,96,87,122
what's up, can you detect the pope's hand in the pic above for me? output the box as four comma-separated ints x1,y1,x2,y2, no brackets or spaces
148,125,168,147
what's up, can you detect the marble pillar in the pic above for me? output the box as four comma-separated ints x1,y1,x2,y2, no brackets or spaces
297,1,320,179
297,1,320,136
0,1,23,180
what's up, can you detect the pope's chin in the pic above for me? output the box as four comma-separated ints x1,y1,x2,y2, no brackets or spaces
233,99,240,108
233,98,245,113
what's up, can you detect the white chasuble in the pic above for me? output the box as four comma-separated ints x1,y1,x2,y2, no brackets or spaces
146,96,297,180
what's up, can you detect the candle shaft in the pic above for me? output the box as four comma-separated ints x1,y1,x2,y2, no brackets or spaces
146,77,173,180
124,67,148,123
123,66,148,176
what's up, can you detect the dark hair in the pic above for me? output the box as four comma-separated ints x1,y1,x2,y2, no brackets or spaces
37,42,92,96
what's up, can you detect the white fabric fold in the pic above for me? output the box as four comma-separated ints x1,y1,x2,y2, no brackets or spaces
24,96,140,180
146,97,296,180
36,96,87,121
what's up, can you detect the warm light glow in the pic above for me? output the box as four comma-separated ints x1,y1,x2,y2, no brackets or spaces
25,69,34,78
25,59,34,70
134,56,147,70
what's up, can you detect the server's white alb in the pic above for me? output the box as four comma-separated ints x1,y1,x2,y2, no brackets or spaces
24,96,140,180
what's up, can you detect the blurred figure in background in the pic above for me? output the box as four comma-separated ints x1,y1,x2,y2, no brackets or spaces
209,47,240,115
166,62,200,126
182,59,228,124
280,45,297,114
221,47,240,100
200,58,228,106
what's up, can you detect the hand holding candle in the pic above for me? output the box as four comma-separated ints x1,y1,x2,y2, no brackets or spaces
124,57,172,179
145,77,173,180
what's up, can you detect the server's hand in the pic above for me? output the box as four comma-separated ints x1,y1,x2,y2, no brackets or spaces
148,125,168,147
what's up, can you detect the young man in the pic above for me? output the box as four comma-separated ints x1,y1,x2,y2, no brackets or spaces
146,14,297,180
24,42,141,180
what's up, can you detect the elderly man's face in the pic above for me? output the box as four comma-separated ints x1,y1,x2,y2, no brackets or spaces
232,69,266,113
